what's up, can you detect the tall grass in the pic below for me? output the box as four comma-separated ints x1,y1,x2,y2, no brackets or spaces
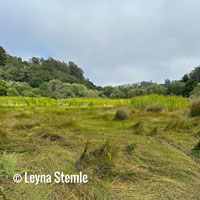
130,94,189,111
0,97,56,107
58,98,131,107
0,95,190,111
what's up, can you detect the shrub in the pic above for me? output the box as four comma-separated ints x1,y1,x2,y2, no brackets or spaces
146,105,163,112
115,108,128,120
7,88,19,96
0,80,7,96
189,101,200,117
168,81,185,96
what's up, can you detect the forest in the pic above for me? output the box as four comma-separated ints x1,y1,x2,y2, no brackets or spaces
0,45,200,99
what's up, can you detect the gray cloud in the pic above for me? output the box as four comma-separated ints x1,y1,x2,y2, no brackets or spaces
0,0,200,86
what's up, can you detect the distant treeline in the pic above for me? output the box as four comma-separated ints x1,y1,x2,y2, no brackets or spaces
0,45,200,99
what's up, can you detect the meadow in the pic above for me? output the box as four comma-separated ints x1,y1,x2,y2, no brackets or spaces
0,95,200,200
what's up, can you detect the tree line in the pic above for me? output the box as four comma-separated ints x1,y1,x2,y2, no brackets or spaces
0,45,200,99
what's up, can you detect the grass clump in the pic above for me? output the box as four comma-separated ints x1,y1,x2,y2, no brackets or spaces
14,113,31,119
125,142,136,154
189,101,200,117
77,141,119,180
37,132,62,141
131,121,145,135
115,108,128,120
0,188,6,200
193,140,200,158
147,127,158,136
146,105,163,112
164,118,193,132
131,121,141,129
14,122,40,130
193,141,200,151
196,130,200,137
0,153,17,180
0,129,8,144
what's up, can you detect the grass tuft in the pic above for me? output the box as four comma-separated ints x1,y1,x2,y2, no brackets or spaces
14,122,40,130
147,127,158,136
0,153,17,180
194,140,200,151
125,142,136,154
189,101,200,117
115,108,128,120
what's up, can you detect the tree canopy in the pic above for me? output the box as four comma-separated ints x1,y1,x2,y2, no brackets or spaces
1,45,200,99
0,46,6,66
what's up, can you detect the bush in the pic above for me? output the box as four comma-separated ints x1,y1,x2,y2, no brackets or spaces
14,83,32,95
146,105,163,112
189,101,200,117
7,88,19,96
115,108,128,120
168,81,185,96
0,80,7,96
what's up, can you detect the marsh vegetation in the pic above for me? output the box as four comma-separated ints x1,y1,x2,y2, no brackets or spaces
0,96,199,199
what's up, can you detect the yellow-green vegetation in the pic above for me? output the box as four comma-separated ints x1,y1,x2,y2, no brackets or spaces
189,101,200,117
0,96,200,200
131,94,190,111
0,97,56,107
0,94,190,111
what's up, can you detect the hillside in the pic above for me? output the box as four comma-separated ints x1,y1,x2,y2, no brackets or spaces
0,54,97,90
0,46,102,99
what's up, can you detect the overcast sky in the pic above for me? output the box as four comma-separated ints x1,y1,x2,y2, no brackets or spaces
0,0,200,86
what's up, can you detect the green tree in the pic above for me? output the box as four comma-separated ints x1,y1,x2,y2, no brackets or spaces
103,86,114,97
147,84,167,95
7,88,19,96
29,77,43,88
190,84,200,98
0,46,6,66
189,66,200,83
0,80,7,96
182,79,197,97
182,74,190,83
49,80,63,92
110,87,122,98
39,82,51,97
69,61,84,80
168,81,185,96
14,83,32,96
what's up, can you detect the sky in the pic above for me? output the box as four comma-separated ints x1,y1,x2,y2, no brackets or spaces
1,0,200,86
